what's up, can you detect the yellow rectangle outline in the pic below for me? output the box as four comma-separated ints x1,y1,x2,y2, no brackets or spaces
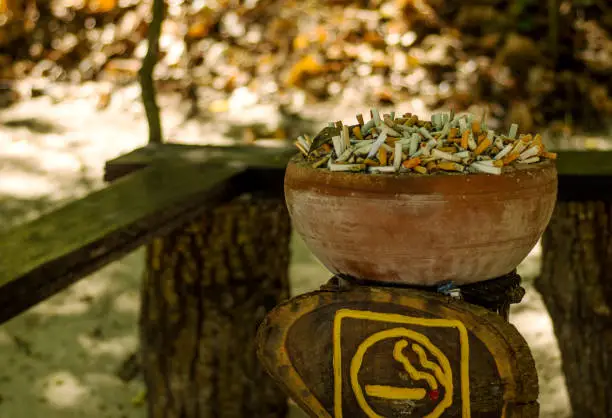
332,309,470,418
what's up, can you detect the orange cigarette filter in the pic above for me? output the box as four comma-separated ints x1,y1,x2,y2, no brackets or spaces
477,133,487,145
378,148,388,166
502,152,520,165
426,161,438,171
413,165,428,174
474,138,492,156
356,114,365,125
471,121,481,135
364,158,380,166
448,127,459,140
461,130,470,149
437,161,464,172
402,157,421,169
493,160,504,167
353,126,363,140
541,152,558,160
438,146,457,153
322,143,332,153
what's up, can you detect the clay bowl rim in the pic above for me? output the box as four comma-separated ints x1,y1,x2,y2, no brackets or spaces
285,155,558,196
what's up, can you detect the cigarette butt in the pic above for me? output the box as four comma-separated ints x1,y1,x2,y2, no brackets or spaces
467,132,478,150
493,160,504,167
474,138,492,156
413,165,428,174
532,134,543,147
477,133,487,145
329,163,366,172
426,161,438,172
494,143,513,160
519,156,540,164
357,114,365,125
438,146,457,153
369,166,397,173
461,130,469,149
378,148,388,166
511,139,528,155
312,156,330,168
394,142,402,170
342,125,350,148
472,121,481,135
295,141,308,156
541,151,558,160
402,157,421,169
519,145,540,161
322,143,332,153
431,148,461,162
353,126,363,140
471,162,502,175
508,123,518,139
332,136,344,156
520,134,533,142
448,127,459,140
370,108,382,126
384,116,396,127
364,158,380,166
437,161,465,172
502,152,520,165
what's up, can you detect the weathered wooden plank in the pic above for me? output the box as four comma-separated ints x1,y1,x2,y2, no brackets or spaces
0,161,246,323
556,151,612,201
257,284,539,418
104,142,296,182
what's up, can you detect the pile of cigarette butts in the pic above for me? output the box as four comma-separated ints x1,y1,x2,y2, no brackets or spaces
295,109,558,175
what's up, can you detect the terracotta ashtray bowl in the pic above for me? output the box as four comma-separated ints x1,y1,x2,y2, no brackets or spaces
285,156,557,286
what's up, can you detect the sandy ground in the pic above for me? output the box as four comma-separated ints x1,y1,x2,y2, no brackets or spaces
0,85,570,418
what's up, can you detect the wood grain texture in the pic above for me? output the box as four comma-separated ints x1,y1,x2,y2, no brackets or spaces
103,143,296,182
538,200,612,418
257,285,539,418
141,197,291,418
0,161,245,323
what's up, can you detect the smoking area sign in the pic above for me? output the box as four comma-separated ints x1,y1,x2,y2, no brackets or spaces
333,309,471,418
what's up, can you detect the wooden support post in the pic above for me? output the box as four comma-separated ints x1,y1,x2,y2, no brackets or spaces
142,197,291,418
258,277,539,417
536,152,612,418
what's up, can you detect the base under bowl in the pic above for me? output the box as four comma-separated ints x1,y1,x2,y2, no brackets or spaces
285,157,557,286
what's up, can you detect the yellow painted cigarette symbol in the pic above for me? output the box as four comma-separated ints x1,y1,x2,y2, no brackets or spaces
350,328,454,418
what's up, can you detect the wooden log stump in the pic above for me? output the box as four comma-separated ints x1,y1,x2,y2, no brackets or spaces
257,280,539,417
537,200,612,418
141,196,291,418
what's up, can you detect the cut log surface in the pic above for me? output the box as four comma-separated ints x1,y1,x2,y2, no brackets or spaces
0,161,244,323
257,285,539,418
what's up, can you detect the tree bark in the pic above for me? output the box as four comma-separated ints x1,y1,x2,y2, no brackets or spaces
537,200,612,418
141,196,291,418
